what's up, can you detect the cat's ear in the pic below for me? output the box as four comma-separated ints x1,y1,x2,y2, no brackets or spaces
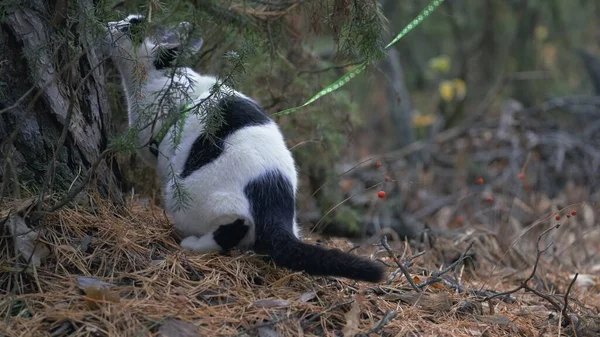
153,22,203,68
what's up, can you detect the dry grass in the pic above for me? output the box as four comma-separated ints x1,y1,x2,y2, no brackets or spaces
1,196,599,337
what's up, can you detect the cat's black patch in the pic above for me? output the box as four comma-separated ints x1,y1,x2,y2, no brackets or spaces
180,96,271,178
153,46,180,70
213,218,250,251
244,169,296,251
149,139,159,157
244,170,386,283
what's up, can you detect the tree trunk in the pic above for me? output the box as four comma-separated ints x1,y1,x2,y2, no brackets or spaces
381,47,415,149
0,1,122,207
380,0,416,155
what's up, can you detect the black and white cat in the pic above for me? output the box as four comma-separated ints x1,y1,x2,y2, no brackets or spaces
105,14,386,283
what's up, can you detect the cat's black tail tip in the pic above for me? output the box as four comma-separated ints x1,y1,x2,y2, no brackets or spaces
265,230,389,283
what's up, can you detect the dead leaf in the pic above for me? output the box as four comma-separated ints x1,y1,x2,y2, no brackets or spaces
77,235,92,252
339,178,353,193
571,274,598,289
298,291,317,303
7,215,49,267
342,294,363,336
536,194,552,214
83,285,120,309
436,206,453,229
582,204,595,228
430,281,448,291
77,276,115,290
159,318,201,337
253,299,289,308
0,196,50,219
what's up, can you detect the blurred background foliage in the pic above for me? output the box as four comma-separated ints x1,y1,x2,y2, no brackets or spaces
101,0,600,238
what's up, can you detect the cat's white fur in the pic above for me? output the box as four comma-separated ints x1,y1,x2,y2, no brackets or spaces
106,15,301,253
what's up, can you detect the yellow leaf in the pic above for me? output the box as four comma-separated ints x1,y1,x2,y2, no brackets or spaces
428,55,451,73
535,25,549,41
439,80,455,102
412,113,436,128
342,294,363,336
453,78,467,100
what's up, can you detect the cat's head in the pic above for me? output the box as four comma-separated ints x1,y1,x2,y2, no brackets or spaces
106,14,204,71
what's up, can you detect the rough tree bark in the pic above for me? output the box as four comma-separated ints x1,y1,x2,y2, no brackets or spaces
0,1,122,207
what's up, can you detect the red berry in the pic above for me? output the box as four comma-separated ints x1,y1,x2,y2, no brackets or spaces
518,173,525,180
456,216,464,224
377,191,386,198
486,196,493,202
375,162,382,168
570,210,577,216
555,215,561,221
477,177,484,184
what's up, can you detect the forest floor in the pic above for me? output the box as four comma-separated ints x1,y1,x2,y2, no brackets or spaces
1,193,599,337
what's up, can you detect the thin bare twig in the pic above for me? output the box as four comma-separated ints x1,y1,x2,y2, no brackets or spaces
380,236,420,292
366,310,397,335
42,149,113,215
415,241,475,290
562,273,579,325
482,225,563,313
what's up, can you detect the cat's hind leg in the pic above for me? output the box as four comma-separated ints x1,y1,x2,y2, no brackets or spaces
180,218,250,253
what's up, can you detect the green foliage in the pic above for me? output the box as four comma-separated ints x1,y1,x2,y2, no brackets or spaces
336,1,388,62
95,0,391,220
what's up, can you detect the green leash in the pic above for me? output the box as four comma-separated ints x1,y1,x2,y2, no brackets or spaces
272,0,445,117
149,0,444,152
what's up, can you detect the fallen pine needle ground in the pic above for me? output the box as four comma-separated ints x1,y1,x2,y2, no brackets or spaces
1,196,599,337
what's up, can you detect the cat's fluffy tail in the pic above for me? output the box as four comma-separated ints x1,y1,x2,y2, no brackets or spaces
258,227,386,283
